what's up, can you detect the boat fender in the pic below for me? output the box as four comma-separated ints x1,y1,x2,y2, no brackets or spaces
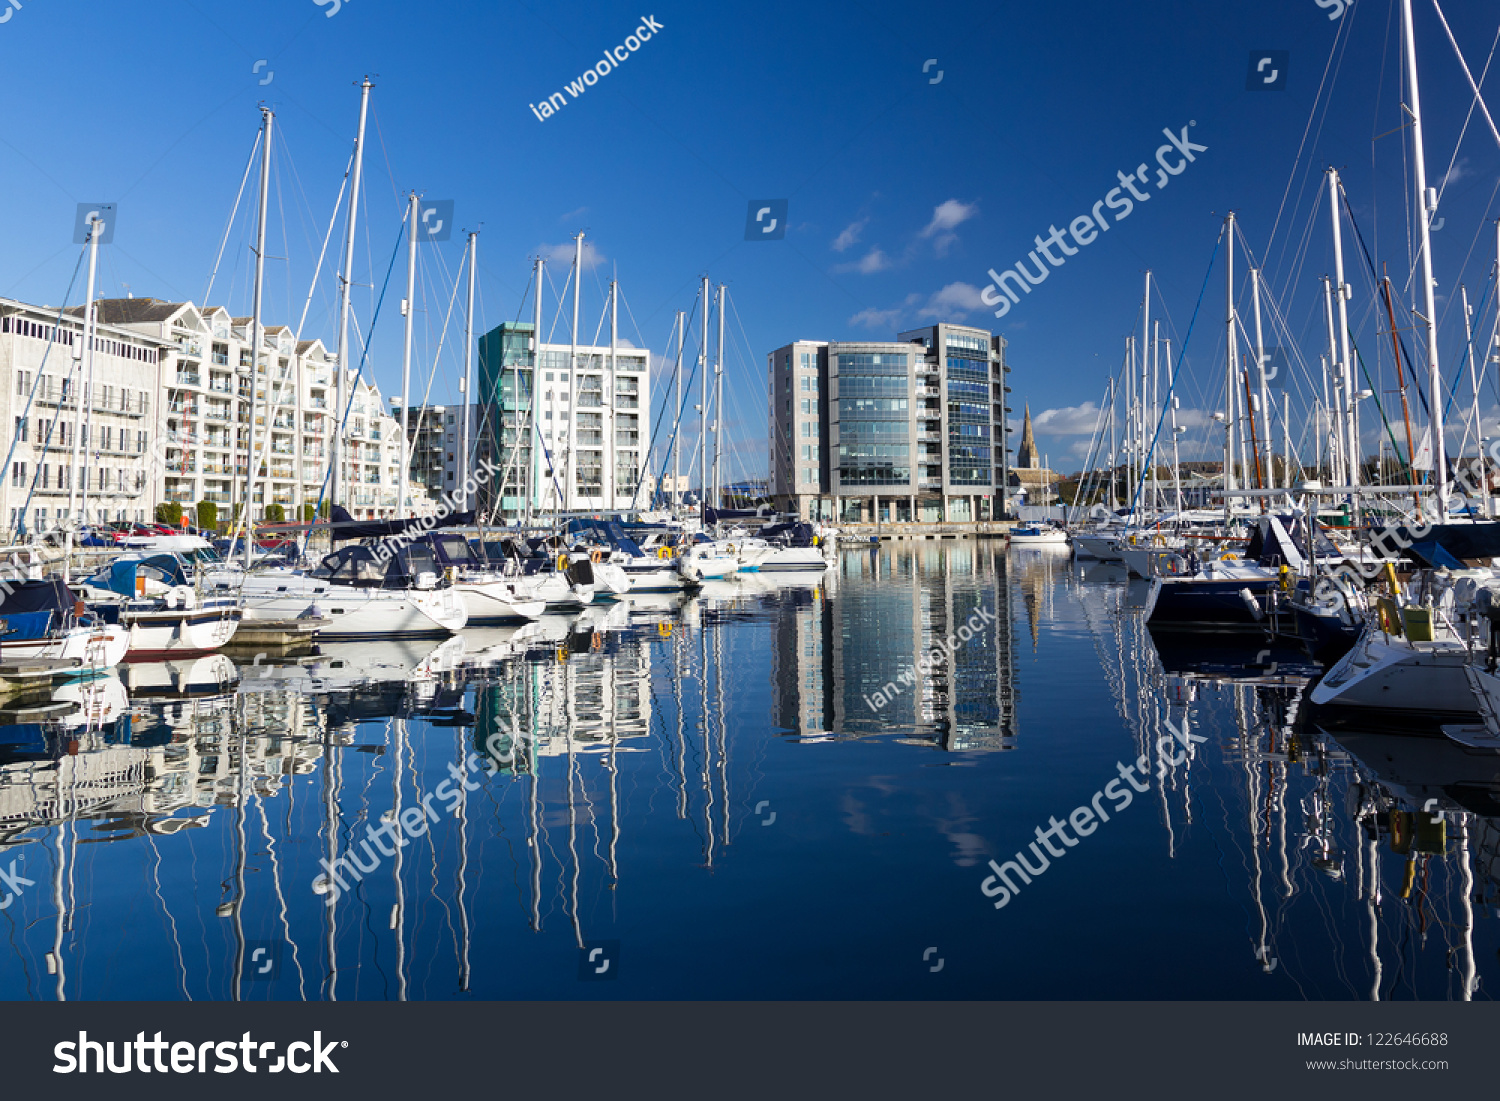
1238,587,1265,621
176,586,197,611
1278,565,1291,593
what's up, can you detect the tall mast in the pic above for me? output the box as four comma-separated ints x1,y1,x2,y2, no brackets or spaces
1461,284,1486,517
65,211,103,580
608,277,618,508
1320,277,1342,484
699,275,708,520
528,256,543,526
1141,273,1150,514
1223,213,1237,522
1250,268,1271,490
673,310,684,511
713,283,725,511
1124,335,1135,510
245,105,273,569
1402,0,1446,517
565,231,583,515
333,77,372,513
1327,169,1357,491
398,192,418,515
461,230,478,510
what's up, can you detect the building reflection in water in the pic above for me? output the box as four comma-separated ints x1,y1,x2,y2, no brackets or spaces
776,542,1019,750
0,549,1493,999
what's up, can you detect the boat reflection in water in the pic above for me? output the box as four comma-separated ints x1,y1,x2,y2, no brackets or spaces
0,546,1495,999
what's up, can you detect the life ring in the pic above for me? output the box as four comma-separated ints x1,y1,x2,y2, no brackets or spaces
657,546,671,560
557,554,569,572
1278,565,1291,593
1220,552,1236,562
727,543,736,554
1376,598,1401,635
590,549,603,565
591,631,603,651
556,648,569,663
658,621,674,638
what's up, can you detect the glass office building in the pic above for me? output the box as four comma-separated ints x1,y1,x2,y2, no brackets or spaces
768,322,1011,523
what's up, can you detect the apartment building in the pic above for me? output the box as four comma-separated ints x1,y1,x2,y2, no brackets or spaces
0,298,162,534
396,402,492,505
0,295,428,535
768,322,1013,523
478,321,650,519
73,298,421,523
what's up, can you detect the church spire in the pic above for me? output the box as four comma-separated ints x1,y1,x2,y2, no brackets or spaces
1017,404,1039,470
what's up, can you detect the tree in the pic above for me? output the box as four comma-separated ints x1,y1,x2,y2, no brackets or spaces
301,503,317,522
265,503,285,523
155,501,182,526
196,500,218,533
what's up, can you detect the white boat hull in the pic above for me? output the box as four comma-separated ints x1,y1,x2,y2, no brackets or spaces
453,580,545,625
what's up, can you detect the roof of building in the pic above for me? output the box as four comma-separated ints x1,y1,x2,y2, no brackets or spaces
62,297,185,324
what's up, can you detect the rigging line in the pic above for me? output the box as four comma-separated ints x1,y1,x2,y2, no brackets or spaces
1431,2,1500,155
302,215,406,543
409,244,468,477
1262,6,1358,265
297,152,354,341
1126,232,1220,523
203,129,262,307
1337,184,1435,423
11,249,88,526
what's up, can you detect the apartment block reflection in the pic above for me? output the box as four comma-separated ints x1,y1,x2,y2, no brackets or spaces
768,545,1016,749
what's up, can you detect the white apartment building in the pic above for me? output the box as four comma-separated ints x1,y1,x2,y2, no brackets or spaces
0,295,427,536
0,298,161,534
480,323,651,518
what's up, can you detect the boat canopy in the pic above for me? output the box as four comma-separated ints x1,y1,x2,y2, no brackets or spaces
97,554,189,597
565,518,647,558
1243,514,1339,569
0,578,78,640
1391,522,1500,567
759,521,818,548
315,542,443,588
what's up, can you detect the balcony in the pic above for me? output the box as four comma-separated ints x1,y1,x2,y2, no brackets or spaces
310,396,328,409
175,372,201,388
202,491,231,505
614,396,638,410
203,462,233,475
204,408,231,422
176,340,203,360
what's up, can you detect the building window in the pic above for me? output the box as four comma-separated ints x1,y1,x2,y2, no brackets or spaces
801,422,814,438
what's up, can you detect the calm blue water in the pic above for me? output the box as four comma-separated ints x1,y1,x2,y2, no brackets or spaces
1,543,1495,1000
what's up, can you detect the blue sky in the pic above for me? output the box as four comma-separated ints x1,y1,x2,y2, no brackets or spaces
2,0,1499,482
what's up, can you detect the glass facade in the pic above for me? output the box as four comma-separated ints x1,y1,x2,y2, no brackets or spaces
837,352,910,487
945,354,991,486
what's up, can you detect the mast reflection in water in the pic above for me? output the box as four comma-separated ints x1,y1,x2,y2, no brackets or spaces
0,545,1494,999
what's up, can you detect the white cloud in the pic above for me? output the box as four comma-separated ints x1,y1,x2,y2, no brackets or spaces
1033,402,1112,435
559,206,589,223
538,240,605,270
918,281,988,318
1440,158,1470,188
832,217,869,252
835,248,892,274
850,306,903,329
919,199,978,239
